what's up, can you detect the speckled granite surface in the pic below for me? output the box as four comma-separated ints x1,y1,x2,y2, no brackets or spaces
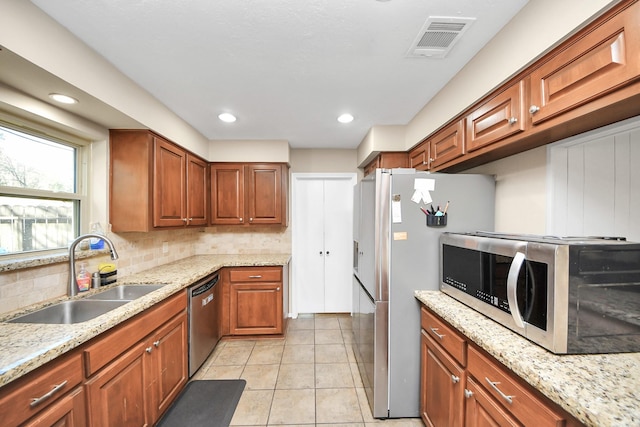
415,290,640,427
0,254,290,388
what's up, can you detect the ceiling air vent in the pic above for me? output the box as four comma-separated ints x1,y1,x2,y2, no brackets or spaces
407,16,476,59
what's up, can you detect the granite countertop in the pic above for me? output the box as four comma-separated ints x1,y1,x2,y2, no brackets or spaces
415,290,640,427
0,254,290,389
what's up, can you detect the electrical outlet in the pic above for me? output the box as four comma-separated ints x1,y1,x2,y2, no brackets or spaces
162,242,169,254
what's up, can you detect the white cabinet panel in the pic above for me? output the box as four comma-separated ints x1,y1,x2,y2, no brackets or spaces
549,116,640,241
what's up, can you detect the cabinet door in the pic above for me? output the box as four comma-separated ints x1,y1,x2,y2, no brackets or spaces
467,82,525,152
421,331,464,427
85,341,150,427
22,387,86,427
149,313,188,423
464,377,520,427
154,138,186,227
186,154,208,226
210,163,245,225
409,141,429,170
529,1,640,125
230,282,283,335
246,164,284,225
430,120,465,169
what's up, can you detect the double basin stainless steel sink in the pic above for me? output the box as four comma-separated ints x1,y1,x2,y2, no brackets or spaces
7,285,165,325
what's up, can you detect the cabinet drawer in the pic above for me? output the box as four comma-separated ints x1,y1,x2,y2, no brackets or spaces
229,267,282,282
467,346,564,426
420,307,466,366
0,351,83,427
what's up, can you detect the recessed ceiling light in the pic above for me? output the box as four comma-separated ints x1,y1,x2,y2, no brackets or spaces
49,93,78,104
218,113,237,123
337,113,354,124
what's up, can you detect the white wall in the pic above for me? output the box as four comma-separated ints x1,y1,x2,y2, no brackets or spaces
0,0,210,158
467,146,547,234
403,0,616,152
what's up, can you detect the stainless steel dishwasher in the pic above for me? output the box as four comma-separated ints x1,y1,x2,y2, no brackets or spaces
188,272,220,377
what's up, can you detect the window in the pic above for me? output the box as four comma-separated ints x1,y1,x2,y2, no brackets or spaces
0,124,82,255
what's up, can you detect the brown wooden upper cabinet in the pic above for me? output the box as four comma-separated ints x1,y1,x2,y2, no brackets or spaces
528,0,640,125
409,120,465,171
110,129,208,232
210,163,288,226
363,152,409,176
466,81,526,152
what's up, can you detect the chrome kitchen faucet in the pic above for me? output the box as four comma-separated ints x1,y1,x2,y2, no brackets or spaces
68,234,119,297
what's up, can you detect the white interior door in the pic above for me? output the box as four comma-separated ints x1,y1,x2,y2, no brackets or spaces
323,178,354,312
292,174,356,315
293,178,326,313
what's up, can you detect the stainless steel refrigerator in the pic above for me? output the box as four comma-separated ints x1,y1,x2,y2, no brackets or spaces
352,169,495,418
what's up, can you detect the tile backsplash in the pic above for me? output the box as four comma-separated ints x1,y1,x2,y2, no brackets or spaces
0,226,291,316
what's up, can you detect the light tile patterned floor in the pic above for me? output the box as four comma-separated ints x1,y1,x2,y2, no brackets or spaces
193,313,425,427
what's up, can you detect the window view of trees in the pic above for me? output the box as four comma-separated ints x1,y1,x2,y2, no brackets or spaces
0,125,79,254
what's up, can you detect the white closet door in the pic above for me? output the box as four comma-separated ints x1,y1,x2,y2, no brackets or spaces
323,178,354,312
294,178,326,313
293,174,355,314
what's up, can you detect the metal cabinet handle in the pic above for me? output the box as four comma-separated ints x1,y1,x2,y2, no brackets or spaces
239,217,243,222
529,105,540,114
30,380,68,407
429,327,445,340
276,287,280,291
464,389,474,399
326,251,330,256
451,375,460,384
485,377,514,404
248,275,263,279
249,217,253,222
146,347,153,354
508,117,518,124
153,340,160,347
319,251,323,255
182,218,187,223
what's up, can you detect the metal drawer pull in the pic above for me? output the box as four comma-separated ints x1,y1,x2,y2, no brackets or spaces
429,327,445,340
485,377,514,404
248,275,263,279
146,346,153,354
451,375,460,384
153,340,160,347
30,380,68,407
464,389,474,399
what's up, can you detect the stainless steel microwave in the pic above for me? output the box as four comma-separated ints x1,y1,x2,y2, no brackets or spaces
440,232,640,354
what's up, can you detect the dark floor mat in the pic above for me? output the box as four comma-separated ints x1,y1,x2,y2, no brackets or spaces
156,379,246,427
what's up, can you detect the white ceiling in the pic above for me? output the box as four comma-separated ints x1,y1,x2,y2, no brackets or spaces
28,0,528,149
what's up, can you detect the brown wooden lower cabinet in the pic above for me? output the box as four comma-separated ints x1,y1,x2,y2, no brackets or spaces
228,266,284,335
421,330,465,427
464,377,519,427
85,341,150,427
0,292,188,427
420,305,584,427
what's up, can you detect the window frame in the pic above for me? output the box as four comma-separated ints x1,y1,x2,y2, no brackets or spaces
0,118,89,259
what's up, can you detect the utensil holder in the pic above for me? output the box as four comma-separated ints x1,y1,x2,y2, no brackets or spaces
426,213,447,227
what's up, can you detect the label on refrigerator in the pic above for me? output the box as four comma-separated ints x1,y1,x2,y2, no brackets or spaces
392,194,402,223
394,232,408,241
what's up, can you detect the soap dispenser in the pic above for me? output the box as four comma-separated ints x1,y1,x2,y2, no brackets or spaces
76,262,91,292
